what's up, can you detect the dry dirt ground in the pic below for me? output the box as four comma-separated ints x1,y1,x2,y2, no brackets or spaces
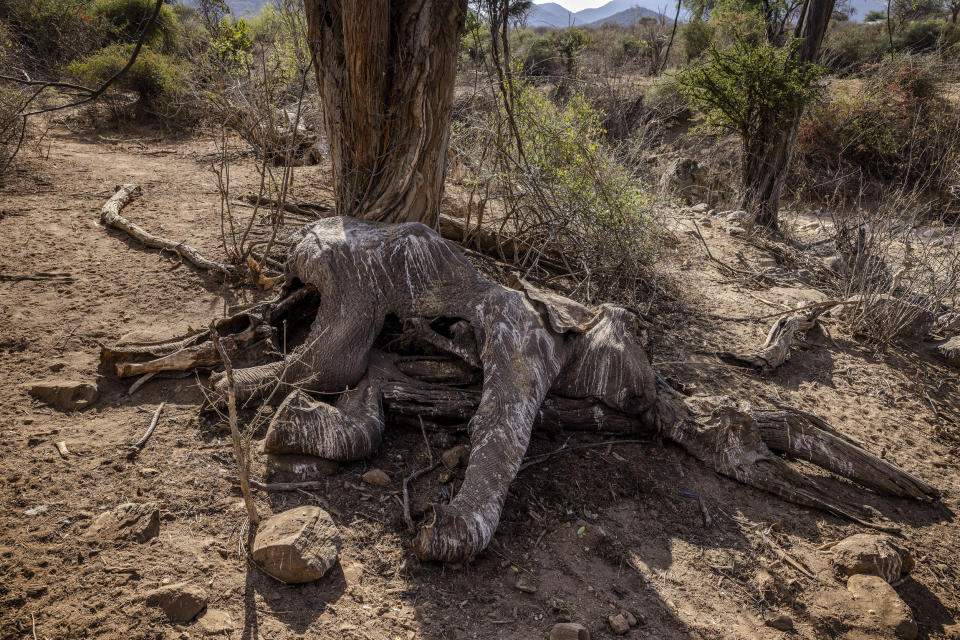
1,125,959,640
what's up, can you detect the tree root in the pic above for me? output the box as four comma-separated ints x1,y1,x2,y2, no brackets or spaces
101,216,939,564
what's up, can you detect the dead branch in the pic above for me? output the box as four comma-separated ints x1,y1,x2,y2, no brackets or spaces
128,402,165,452
719,306,829,372
211,328,259,525
99,184,235,275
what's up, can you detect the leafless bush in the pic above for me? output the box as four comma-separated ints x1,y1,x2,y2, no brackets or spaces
827,188,960,345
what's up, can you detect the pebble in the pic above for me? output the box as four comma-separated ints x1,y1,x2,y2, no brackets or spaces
361,468,390,486
608,613,630,635
764,613,794,631
441,445,470,470
550,622,590,640
144,582,207,622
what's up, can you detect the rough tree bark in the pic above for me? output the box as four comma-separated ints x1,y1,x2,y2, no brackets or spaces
743,0,835,228
304,0,467,226
104,217,938,563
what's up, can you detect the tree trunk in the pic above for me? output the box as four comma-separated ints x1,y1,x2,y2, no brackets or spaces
743,0,835,228
305,0,468,226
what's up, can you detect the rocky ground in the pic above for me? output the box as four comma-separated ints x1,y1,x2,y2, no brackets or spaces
1,125,959,639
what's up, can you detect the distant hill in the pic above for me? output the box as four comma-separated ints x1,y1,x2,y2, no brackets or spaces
182,0,270,15
528,0,666,28
584,6,664,26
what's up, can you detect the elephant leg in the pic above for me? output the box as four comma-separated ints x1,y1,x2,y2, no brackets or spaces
412,294,562,563
263,358,387,462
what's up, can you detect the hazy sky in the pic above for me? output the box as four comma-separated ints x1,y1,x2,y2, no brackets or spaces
537,0,612,10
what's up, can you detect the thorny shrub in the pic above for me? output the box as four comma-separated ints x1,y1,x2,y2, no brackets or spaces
826,190,960,346
795,54,960,210
451,78,659,306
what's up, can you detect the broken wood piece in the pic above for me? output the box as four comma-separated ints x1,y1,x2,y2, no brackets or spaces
129,402,165,451
720,306,829,372
100,184,234,276
128,372,156,395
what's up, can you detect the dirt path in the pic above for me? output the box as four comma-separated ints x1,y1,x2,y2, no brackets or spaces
1,127,958,639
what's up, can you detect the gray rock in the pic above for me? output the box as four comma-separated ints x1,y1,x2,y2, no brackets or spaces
847,574,918,640
726,225,746,237
724,210,749,223
197,608,234,634
829,534,913,583
689,202,709,213
145,582,207,622
85,502,159,543
251,506,340,583
26,380,98,411
764,613,794,631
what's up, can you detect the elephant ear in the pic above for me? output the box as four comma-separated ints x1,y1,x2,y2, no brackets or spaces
509,275,597,334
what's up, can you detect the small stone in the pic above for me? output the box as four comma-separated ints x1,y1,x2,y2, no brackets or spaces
25,379,98,411
757,256,777,269
361,469,390,486
441,445,470,470
85,502,160,543
764,613,794,631
197,608,233,634
726,225,746,237
608,613,630,635
23,505,48,516
620,610,638,627
251,506,340,584
514,575,537,593
145,582,207,622
689,202,709,213
847,574,917,640
550,622,590,640
697,217,712,227
829,534,913,583
724,210,748,223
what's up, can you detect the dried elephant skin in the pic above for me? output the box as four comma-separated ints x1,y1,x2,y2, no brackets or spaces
188,217,935,564
214,217,656,563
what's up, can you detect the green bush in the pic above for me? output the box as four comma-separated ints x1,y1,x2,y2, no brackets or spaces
681,19,714,61
897,19,960,52
674,37,825,140
90,0,183,53
452,80,657,304
822,21,889,71
614,34,650,63
66,42,187,117
0,0,100,70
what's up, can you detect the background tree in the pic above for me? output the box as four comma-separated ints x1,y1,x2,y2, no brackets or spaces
304,1,468,226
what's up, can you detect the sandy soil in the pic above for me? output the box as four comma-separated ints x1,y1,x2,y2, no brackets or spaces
1,125,959,640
